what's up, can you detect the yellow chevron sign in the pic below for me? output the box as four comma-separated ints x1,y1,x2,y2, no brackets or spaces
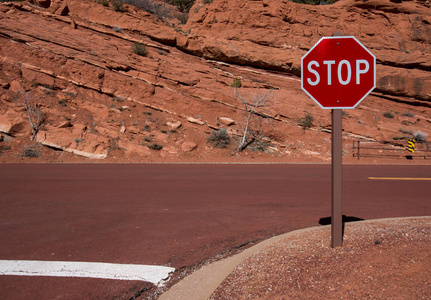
408,139,415,153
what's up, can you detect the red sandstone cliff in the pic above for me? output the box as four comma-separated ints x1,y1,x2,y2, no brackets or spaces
0,0,430,163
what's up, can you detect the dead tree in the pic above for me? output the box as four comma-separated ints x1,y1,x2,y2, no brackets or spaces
19,90,45,140
234,88,273,151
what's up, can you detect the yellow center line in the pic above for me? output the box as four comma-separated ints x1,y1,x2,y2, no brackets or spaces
368,177,431,181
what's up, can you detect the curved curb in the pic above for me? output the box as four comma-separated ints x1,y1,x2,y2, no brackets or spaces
159,216,430,300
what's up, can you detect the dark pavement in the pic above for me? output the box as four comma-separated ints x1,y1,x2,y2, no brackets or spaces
0,164,430,299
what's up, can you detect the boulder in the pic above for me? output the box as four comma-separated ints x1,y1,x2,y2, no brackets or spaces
0,112,24,135
181,142,198,153
37,129,108,159
118,140,151,156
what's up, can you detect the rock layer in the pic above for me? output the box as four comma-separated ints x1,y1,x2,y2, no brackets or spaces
0,0,430,163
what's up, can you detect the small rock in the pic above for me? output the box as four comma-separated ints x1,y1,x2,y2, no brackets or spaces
187,117,204,126
218,117,235,126
1,82,10,89
167,121,182,130
181,142,198,152
128,126,140,134
120,125,126,133
55,3,69,16
58,121,72,128
9,80,22,93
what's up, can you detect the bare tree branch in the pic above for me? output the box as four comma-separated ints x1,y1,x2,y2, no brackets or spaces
234,88,274,151
19,90,45,140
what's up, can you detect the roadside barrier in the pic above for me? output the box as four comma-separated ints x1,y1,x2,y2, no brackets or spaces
352,140,431,160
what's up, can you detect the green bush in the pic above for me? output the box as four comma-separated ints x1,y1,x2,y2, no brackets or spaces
231,78,242,88
207,128,230,148
132,42,148,56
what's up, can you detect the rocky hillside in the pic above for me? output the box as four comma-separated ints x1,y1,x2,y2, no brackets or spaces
0,0,430,163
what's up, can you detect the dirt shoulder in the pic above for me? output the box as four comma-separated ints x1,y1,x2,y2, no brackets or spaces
210,217,431,299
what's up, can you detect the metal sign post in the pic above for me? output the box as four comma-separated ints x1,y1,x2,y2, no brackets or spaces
331,109,343,247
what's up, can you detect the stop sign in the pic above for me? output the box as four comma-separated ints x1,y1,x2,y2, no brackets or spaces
301,36,376,109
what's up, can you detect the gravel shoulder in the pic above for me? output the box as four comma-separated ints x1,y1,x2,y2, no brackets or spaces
211,217,431,300
161,217,431,300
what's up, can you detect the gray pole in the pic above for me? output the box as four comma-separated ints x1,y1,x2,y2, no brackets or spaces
331,109,343,247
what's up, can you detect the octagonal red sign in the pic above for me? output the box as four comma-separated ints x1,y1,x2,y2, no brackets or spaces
301,36,376,109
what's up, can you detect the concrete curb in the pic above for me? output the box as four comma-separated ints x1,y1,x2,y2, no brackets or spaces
159,216,430,300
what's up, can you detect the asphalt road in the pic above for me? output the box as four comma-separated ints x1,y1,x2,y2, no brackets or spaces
0,164,430,299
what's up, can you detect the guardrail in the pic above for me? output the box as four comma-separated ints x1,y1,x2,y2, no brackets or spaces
352,140,431,160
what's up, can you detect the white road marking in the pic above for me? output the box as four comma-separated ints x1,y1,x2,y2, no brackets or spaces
0,260,174,285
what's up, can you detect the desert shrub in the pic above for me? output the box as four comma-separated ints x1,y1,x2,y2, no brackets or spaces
22,147,41,158
132,42,148,56
413,130,427,142
100,0,109,6
176,12,188,24
383,111,394,118
207,128,230,148
124,0,171,19
113,26,123,32
291,0,338,4
58,100,67,107
148,143,163,150
401,112,414,117
231,78,242,88
112,0,125,11
298,113,314,130
249,139,270,152
168,0,195,12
